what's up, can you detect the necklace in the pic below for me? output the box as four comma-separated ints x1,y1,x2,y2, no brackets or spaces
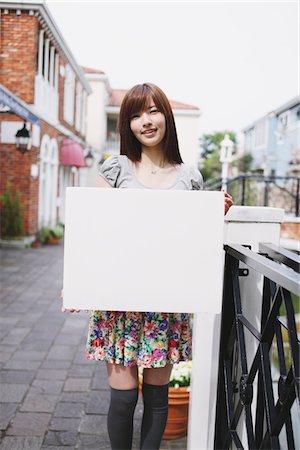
140,163,165,175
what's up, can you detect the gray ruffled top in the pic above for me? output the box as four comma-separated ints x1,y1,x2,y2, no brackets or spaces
99,155,203,190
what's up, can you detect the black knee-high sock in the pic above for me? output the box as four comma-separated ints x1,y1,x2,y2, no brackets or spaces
107,386,139,450
140,382,169,449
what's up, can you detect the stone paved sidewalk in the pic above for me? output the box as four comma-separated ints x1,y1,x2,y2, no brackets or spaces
0,245,187,450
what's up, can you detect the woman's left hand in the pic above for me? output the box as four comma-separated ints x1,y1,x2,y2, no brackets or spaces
222,190,233,215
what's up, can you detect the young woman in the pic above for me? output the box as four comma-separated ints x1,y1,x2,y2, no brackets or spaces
80,83,232,449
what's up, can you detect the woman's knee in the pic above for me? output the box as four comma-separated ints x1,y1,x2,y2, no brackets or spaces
143,364,173,385
106,362,138,389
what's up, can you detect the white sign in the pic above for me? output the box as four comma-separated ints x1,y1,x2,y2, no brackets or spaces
63,188,224,313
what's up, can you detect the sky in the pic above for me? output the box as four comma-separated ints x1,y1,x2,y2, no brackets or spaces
46,1,299,141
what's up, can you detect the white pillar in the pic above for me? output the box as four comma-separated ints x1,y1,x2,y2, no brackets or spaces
38,30,44,75
44,38,49,82
187,206,284,450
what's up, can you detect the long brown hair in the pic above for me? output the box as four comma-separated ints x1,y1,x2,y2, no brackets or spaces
118,83,183,164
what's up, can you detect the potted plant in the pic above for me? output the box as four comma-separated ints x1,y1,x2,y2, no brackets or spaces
163,361,191,439
46,224,64,245
32,227,50,248
139,361,192,440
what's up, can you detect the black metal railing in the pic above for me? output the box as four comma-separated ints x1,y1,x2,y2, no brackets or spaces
214,243,300,449
203,175,300,217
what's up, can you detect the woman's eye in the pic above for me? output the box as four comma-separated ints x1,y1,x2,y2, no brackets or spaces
150,109,158,114
131,114,139,120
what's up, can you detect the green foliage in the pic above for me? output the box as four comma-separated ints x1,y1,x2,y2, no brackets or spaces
200,151,222,182
36,224,64,243
0,182,24,238
50,225,64,239
199,130,237,181
200,130,237,160
233,153,254,173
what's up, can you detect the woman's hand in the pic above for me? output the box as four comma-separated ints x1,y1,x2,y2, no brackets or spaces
222,190,233,215
60,289,80,313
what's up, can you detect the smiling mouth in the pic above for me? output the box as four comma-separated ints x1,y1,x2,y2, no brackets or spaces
142,129,157,135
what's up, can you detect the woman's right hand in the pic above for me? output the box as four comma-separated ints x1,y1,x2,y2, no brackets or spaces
60,289,80,313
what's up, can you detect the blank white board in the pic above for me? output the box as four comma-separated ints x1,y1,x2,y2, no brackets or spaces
63,188,224,313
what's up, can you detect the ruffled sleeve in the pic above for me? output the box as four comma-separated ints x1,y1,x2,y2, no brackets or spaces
98,155,120,188
190,166,203,190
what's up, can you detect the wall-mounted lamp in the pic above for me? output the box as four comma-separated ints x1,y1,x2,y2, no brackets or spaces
84,149,95,168
15,122,31,154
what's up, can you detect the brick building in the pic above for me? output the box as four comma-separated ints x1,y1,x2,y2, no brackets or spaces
0,1,92,239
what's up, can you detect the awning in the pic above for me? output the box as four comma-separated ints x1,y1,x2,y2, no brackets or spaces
60,138,86,168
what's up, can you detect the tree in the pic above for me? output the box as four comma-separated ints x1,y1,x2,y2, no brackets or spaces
199,130,237,181
200,131,237,160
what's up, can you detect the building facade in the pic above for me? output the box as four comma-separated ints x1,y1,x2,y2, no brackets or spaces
0,1,92,238
242,96,300,176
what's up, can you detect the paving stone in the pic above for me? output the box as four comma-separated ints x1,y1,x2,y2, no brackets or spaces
49,418,81,432
0,436,43,449
10,350,47,361
3,360,42,371
46,345,77,361
77,433,111,449
42,430,77,447
6,412,51,436
22,340,53,352
68,364,95,378
86,390,110,415
53,401,84,418
59,392,90,404
0,403,18,430
20,393,59,413
53,333,82,346
72,353,91,365
41,447,74,450
0,346,17,354
63,378,90,392
78,414,107,435
1,328,31,346
31,380,64,395
0,354,12,364
40,360,71,370
0,384,28,403
91,372,109,390
0,370,36,384
36,369,68,381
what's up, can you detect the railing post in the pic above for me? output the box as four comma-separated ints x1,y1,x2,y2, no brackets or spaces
214,206,285,449
296,178,300,217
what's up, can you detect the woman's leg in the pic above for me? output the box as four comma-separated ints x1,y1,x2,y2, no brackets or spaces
140,364,173,450
106,363,138,450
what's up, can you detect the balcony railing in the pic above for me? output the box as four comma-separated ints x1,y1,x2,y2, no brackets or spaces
214,243,300,449
204,175,300,217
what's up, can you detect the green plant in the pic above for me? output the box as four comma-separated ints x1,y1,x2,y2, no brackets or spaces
0,182,24,238
49,225,64,239
36,227,51,244
36,224,64,243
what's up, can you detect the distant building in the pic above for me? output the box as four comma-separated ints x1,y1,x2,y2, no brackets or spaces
242,96,300,176
0,1,91,236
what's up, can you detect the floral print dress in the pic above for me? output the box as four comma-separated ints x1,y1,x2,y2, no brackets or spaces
85,155,203,368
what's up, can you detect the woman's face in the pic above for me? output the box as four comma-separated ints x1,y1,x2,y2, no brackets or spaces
129,98,166,150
